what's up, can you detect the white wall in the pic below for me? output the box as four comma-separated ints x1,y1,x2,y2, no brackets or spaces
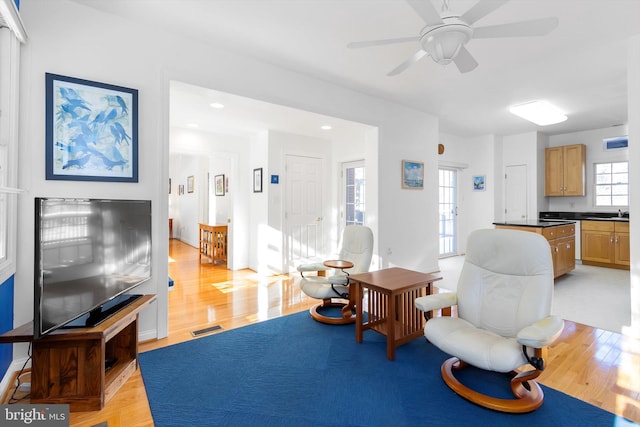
16,0,440,354
249,131,269,272
547,125,630,213
169,153,202,246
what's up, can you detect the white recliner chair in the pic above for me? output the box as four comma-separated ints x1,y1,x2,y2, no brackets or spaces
415,228,564,413
298,225,373,324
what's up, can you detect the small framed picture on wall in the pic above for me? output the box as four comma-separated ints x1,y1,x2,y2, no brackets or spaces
253,168,263,193
401,160,424,189
187,175,194,193
473,175,486,191
215,174,225,196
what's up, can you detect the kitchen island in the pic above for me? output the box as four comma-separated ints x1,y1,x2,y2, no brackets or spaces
493,220,576,278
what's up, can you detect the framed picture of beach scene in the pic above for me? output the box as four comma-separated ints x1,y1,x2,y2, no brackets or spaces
401,160,424,189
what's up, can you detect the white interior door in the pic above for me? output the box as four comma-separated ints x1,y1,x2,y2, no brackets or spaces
284,155,323,272
505,164,528,221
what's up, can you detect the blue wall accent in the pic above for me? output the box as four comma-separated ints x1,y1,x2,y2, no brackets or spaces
0,276,14,379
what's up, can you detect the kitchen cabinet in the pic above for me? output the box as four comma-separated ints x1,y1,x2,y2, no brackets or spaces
545,144,586,196
495,222,575,278
581,220,629,269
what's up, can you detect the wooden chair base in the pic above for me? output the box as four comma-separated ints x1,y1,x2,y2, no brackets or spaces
309,299,356,325
441,357,544,413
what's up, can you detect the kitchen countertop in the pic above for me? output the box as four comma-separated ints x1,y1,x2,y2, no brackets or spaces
539,211,629,222
493,220,576,228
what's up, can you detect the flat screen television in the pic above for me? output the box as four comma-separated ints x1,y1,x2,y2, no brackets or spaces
33,198,152,339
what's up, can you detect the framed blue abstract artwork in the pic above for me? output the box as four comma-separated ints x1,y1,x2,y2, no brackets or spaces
473,175,486,191
45,73,138,182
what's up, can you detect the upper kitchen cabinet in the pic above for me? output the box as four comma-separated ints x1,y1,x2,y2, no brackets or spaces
545,144,586,196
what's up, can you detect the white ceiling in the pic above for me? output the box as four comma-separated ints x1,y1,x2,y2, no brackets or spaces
78,0,640,139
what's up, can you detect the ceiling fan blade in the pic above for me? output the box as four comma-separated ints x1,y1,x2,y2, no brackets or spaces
453,46,478,73
473,17,559,38
405,0,443,26
387,49,428,76
462,0,509,25
347,36,419,49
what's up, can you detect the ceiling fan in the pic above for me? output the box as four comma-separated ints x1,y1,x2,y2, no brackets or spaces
347,0,559,76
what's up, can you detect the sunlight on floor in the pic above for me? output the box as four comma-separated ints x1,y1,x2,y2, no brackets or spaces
212,279,254,293
616,335,640,420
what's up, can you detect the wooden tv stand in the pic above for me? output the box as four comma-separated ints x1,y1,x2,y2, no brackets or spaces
0,294,156,412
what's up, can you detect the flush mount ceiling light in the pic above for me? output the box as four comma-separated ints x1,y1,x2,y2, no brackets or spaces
320,125,332,130
509,100,567,126
209,102,224,109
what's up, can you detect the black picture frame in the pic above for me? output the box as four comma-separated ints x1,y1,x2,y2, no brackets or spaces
253,168,263,193
45,73,139,182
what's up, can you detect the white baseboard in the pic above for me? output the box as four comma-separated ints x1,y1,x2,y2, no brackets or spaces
138,329,158,344
0,357,31,401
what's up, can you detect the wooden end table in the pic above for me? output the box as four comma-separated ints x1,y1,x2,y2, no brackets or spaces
350,267,442,360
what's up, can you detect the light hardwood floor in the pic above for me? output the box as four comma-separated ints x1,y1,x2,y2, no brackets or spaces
35,239,640,425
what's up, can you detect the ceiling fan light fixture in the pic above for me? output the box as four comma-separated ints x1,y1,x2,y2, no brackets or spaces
509,100,568,126
420,21,472,65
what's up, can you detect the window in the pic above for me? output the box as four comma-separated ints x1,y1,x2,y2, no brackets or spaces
0,147,7,262
342,161,365,226
594,161,629,207
0,26,22,283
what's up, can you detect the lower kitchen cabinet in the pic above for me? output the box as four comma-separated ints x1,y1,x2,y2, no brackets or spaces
581,220,629,269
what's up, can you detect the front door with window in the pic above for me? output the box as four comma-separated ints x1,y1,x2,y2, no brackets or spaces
439,168,457,256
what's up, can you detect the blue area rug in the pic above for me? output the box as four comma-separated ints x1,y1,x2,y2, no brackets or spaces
139,311,634,426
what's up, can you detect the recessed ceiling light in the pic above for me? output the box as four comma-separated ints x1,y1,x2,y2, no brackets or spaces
320,125,332,130
186,123,199,128
509,100,567,126
209,102,225,109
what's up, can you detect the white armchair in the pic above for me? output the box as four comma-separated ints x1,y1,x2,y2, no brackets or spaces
415,228,564,413
298,225,373,324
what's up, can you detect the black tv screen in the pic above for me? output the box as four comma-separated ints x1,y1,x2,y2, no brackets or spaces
33,198,151,339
